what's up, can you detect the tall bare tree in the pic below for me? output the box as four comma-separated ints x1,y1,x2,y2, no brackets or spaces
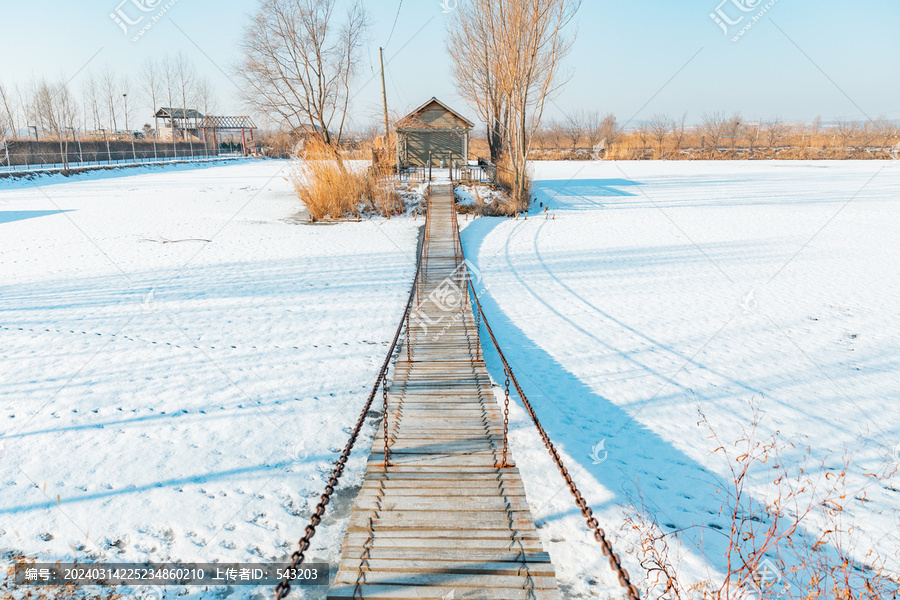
447,7,508,163
140,58,162,136
599,113,622,154
0,81,17,139
99,65,121,131
874,115,898,151
196,76,218,117
237,0,367,147
563,109,585,152
724,112,743,151
836,118,858,149
32,78,78,168
763,117,790,148
648,113,672,154
584,110,604,152
635,123,651,156
700,111,728,151
672,111,688,152
449,0,581,206
82,73,103,132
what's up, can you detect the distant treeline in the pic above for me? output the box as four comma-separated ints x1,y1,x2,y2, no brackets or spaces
526,112,900,160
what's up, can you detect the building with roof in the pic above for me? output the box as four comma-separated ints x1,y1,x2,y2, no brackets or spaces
395,98,474,168
154,107,204,141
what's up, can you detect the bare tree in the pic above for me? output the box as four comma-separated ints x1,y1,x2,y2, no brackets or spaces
448,6,508,163
174,52,198,153
99,65,121,131
700,111,728,151
563,109,585,152
724,112,742,151
120,74,134,133
32,78,78,169
836,118,859,149
763,117,790,148
140,58,162,137
174,52,197,113
0,81,17,138
584,110,604,152
874,115,898,151
671,111,688,152
449,0,581,206
538,119,561,153
858,120,876,150
809,115,822,141
196,76,218,116
237,0,367,148
598,113,622,152
648,113,671,154
82,73,103,132
634,123,651,157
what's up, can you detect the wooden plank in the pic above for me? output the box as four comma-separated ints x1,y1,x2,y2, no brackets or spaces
334,571,558,589
340,537,545,551
327,584,558,600
354,496,533,511
325,186,559,600
339,549,551,563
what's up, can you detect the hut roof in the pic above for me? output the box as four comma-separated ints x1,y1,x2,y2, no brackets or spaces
395,97,474,130
155,107,204,119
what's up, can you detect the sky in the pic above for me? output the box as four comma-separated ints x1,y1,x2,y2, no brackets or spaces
1,0,898,131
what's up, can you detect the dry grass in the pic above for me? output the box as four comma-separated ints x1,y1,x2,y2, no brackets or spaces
485,155,532,216
1,553,131,599
529,130,900,161
289,138,402,221
620,401,900,599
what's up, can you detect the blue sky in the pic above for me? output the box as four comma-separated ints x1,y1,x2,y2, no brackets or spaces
2,0,898,129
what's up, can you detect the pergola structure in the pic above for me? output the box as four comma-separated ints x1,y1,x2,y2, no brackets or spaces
198,115,258,156
154,108,257,155
154,107,204,141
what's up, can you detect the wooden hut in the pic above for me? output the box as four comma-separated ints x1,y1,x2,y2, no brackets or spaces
395,98,474,168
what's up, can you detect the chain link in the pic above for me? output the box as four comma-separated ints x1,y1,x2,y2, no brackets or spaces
274,222,424,600
501,370,511,468
382,377,390,468
456,227,641,600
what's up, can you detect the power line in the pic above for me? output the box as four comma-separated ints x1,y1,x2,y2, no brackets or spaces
384,0,403,48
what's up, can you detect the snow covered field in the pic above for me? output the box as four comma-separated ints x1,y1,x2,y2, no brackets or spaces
462,160,900,596
0,160,419,598
1,159,898,598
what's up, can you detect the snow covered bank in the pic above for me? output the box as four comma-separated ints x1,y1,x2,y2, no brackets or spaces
461,160,900,597
0,161,419,598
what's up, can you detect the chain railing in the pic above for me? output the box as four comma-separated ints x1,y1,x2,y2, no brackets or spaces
273,213,426,600
454,211,642,600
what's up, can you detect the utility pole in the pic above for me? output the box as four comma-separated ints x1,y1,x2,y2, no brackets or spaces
123,94,129,132
379,47,390,139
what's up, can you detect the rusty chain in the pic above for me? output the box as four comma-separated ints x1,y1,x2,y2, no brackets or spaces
501,369,511,468
455,220,641,600
273,217,425,600
382,378,390,467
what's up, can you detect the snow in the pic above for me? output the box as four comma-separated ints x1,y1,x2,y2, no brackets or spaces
0,159,419,598
2,158,898,599
454,183,503,208
459,160,900,597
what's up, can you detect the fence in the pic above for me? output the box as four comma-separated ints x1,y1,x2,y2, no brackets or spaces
0,139,246,173
396,163,496,184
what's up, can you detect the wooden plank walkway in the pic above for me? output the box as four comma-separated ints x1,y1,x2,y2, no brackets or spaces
326,185,559,600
